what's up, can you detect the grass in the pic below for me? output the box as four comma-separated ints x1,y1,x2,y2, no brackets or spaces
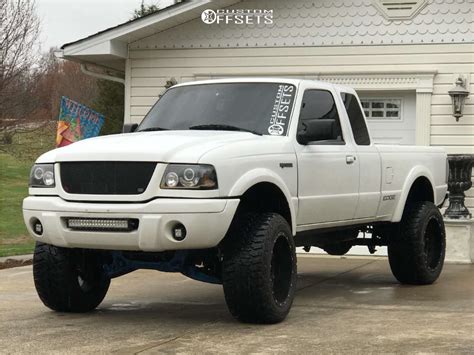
0,125,56,257
0,153,35,256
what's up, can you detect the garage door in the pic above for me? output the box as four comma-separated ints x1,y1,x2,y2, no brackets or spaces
359,91,416,145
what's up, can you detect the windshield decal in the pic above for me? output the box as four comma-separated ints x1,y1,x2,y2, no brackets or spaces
268,84,295,136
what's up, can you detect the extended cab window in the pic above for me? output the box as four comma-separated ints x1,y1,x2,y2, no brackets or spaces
298,90,343,144
341,92,371,145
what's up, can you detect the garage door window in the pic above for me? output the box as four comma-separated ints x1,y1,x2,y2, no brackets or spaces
361,98,402,120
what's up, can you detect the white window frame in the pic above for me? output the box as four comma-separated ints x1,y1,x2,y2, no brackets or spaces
360,97,403,122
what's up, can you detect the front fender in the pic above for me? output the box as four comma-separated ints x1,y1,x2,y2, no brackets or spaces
392,165,436,222
229,168,297,235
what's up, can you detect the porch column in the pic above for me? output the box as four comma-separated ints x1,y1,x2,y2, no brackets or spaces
414,74,434,146
415,91,432,146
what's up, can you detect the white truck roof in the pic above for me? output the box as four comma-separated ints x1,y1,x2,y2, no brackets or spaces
173,77,355,94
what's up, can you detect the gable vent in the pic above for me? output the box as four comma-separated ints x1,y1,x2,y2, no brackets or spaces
372,0,428,20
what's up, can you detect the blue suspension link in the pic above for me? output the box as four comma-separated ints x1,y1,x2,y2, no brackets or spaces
103,250,221,284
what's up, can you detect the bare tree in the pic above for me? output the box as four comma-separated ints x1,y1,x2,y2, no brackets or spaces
0,0,41,140
34,49,98,123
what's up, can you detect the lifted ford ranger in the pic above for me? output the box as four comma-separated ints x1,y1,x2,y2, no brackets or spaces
23,78,448,323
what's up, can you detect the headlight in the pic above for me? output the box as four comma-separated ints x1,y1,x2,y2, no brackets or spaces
29,164,55,187
160,164,217,189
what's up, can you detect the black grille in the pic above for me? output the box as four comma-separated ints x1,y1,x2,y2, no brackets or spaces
60,162,156,195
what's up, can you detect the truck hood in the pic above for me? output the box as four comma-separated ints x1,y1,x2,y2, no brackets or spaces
37,130,267,163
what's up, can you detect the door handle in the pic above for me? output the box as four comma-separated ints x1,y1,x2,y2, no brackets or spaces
346,155,356,164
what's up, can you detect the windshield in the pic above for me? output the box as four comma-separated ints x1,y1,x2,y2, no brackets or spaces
137,83,296,136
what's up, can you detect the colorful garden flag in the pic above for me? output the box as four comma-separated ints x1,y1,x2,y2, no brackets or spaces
56,96,105,147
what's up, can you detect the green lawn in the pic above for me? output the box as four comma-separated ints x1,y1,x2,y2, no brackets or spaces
0,125,56,256
0,153,35,256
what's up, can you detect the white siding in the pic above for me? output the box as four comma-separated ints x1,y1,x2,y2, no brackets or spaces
130,0,473,49
127,43,474,206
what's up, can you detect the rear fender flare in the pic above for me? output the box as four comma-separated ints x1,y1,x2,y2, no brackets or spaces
392,166,435,222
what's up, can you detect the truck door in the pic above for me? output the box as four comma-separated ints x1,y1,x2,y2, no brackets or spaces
295,89,359,225
340,92,382,219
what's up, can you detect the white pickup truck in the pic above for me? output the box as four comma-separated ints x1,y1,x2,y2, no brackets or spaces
23,78,448,323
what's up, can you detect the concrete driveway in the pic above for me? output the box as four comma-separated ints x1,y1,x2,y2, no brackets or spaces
0,255,472,354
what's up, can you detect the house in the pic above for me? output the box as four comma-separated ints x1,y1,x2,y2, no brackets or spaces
58,0,474,260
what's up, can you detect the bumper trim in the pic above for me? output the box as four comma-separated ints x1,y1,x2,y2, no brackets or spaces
23,196,240,252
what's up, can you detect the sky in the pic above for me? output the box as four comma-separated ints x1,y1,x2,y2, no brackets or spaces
36,0,175,51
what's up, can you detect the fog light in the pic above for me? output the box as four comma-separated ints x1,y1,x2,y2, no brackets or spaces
32,219,43,235
172,223,186,241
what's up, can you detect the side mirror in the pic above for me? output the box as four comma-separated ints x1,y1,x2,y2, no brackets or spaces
297,119,336,145
123,123,138,133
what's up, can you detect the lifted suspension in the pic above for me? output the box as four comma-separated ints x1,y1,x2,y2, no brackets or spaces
299,225,390,254
102,250,222,284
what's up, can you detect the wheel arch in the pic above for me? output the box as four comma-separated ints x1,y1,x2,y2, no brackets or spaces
392,167,436,222
229,169,296,235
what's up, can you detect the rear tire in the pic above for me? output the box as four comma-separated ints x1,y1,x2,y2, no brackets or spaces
222,213,297,324
33,242,110,312
388,201,445,285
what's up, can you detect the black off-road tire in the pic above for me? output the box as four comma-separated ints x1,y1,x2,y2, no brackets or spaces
222,213,297,324
388,201,446,285
33,242,110,312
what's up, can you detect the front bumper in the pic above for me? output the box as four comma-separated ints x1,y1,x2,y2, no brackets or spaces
23,196,239,252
